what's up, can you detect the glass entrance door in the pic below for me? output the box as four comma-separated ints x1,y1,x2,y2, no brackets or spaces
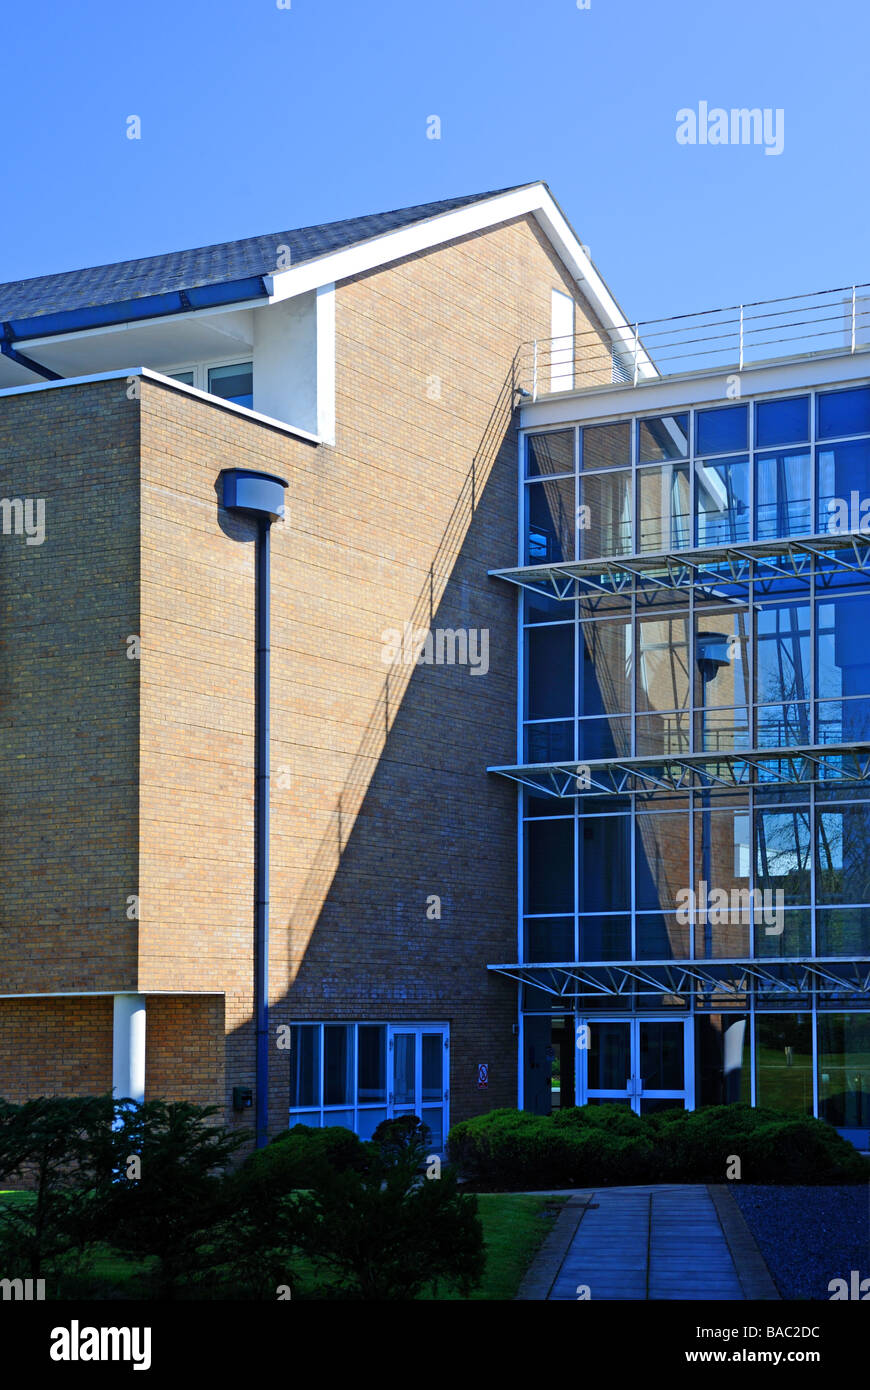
388,1024,449,1150
580,1017,692,1113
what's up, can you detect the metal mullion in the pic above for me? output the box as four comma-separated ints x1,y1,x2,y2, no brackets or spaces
574,793,580,968
319,1022,325,1120
689,785,696,964
806,1000,811,1117
810,385,818,541
352,1024,359,1132
630,792,636,965
748,388,755,545
689,545,696,754
810,556,817,746
574,425,581,568
810,777,817,958
631,577,637,755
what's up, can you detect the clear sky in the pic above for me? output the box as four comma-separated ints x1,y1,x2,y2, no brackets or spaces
2,0,868,323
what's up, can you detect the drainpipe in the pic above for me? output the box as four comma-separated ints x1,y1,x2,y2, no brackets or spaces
221,468,288,1148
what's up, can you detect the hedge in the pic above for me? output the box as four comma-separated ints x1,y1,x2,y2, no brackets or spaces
447,1105,870,1188
233,1124,368,1198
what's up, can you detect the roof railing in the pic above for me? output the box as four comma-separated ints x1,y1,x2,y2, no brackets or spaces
517,281,870,401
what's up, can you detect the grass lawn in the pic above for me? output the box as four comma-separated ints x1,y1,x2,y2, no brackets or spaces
430,1193,564,1300
0,1190,563,1301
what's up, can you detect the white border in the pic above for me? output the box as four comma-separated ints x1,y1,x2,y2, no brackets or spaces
0,365,322,444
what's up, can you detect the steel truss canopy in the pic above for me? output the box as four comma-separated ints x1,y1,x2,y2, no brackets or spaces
489,742,870,797
488,957,870,1000
491,531,870,605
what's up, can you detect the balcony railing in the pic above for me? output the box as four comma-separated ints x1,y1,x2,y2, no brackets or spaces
516,281,870,401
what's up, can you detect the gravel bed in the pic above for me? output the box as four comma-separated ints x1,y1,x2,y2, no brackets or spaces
732,1184,870,1300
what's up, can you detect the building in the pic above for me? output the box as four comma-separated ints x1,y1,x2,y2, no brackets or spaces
0,185,867,1148
494,292,870,1148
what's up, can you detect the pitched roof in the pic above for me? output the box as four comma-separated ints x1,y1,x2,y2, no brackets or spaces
0,187,526,329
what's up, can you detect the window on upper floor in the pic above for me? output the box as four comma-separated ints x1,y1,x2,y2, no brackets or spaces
162,360,254,408
208,361,253,409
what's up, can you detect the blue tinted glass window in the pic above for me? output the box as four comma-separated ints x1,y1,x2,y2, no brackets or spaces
208,361,253,408
526,624,574,718
755,395,809,448
578,471,632,558
579,915,631,962
526,819,574,914
817,386,870,440
696,455,750,545
525,916,574,962
637,464,691,552
816,439,870,533
581,420,630,470
816,595,870,700
696,405,748,456
637,414,689,462
755,449,811,540
635,809,688,912
817,696,870,744
524,590,566,624
578,812,629,913
755,602,811,708
755,810,811,906
817,804,870,904
525,477,575,564
527,430,574,478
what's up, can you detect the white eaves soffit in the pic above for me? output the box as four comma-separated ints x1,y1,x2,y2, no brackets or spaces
264,183,635,348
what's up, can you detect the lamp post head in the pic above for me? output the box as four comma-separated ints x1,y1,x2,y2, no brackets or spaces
221,468,288,523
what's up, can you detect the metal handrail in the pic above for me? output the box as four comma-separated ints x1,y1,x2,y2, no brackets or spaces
518,281,870,401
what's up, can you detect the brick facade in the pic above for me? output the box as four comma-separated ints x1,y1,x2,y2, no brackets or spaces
0,212,610,1135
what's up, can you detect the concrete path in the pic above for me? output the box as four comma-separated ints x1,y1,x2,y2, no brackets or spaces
518,1184,778,1301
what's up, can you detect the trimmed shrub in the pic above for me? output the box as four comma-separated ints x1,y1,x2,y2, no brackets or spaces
447,1103,870,1189
236,1124,367,1197
371,1114,430,1161
552,1103,645,1137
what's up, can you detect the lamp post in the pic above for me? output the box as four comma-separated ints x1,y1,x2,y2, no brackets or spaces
221,468,288,1148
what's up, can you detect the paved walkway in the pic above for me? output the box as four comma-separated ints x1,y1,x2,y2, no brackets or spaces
518,1184,779,1301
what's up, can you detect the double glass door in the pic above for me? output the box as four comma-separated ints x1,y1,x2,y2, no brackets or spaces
389,1024,449,1150
579,1017,692,1114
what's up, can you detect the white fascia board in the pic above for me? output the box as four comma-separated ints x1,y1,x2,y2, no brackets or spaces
316,284,336,446
530,195,656,379
0,365,322,444
265,183,640,347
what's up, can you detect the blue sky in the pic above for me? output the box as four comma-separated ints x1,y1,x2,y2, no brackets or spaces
2,0,868,322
